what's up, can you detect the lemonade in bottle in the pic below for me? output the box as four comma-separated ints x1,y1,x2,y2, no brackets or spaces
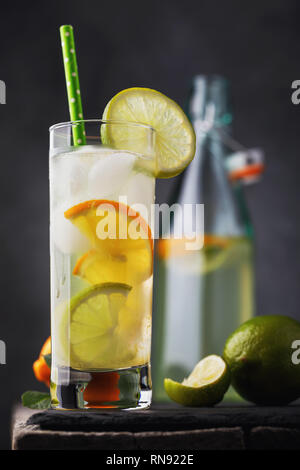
152,76,261,401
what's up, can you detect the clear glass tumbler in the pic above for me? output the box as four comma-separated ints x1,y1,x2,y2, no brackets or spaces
49,120,156,409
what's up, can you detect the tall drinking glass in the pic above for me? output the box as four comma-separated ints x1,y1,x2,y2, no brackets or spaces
49,120,156,409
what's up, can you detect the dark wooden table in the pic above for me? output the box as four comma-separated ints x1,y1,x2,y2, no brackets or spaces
11,402,300,450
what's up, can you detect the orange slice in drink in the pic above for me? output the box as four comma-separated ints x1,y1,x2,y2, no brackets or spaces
65,200,153,285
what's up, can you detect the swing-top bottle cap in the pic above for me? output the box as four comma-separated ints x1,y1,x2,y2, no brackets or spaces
226,148,265,183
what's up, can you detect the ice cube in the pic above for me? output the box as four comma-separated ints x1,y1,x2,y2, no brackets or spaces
70,161,88,196
51,155,89,202
122,172,155,226
51,203,90,254
88,152,136,199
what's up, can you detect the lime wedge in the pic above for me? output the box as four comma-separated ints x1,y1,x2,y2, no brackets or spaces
164,355,230,406
59,283,132,370
102,87,196,178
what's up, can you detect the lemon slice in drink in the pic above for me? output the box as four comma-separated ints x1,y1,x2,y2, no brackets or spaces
102,88,196,178
65,200,153,285
164,355,230,406
59,283,132,370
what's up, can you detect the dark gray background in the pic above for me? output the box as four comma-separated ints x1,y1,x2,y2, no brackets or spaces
0,0,299,449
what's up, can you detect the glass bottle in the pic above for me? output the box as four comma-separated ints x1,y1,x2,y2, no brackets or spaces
152,75,257,401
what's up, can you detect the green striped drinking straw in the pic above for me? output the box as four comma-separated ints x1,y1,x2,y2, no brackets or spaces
60,25,86,146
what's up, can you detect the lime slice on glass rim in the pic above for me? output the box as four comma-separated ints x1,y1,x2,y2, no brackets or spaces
101,87,196,178
58,283,132,370
164,355,230,406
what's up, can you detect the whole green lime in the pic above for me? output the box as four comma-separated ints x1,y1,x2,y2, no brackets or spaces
223,315,300,405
